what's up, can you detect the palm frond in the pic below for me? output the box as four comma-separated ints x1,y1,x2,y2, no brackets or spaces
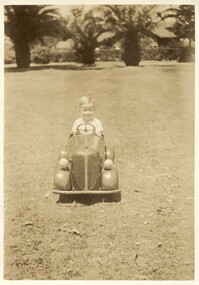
4,5,65,43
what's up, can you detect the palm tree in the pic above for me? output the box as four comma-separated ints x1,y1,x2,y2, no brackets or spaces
157,5,195,62
4,5,66,68
158,5,195,47
67,7,105,65
101,5,157,66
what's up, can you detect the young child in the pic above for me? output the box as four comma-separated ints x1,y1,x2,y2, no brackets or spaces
72,96,103,136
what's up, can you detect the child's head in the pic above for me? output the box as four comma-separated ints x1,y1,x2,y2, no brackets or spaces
79,96,95,122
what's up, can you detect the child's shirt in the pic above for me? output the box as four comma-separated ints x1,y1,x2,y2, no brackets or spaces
72,118,103,134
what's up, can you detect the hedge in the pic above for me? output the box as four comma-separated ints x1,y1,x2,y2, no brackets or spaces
141,47,179,61
4,45,195,64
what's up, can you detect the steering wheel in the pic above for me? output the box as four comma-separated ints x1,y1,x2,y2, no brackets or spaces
76,123,96,135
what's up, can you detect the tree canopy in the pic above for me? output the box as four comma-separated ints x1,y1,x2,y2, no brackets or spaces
158,5,195,46
67,7,105,64
100,5,157,66
4,5,66,67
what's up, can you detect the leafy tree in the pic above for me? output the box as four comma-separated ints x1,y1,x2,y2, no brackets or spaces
157,5,195,62
101,5,157,66
4,5,66,68
158,5,195,47
67,7,105,65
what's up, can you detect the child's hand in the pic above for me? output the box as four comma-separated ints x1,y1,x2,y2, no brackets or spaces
96,131,102,137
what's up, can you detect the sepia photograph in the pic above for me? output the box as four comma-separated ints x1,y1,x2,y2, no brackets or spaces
2,0,197,282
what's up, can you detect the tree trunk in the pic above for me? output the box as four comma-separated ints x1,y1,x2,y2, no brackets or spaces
82,48,95,65
15,39,30,68
122,28,141,66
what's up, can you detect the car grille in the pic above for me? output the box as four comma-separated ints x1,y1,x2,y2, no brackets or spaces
71,148,102,190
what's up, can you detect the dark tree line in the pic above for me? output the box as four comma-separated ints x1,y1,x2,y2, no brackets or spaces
4,5,66,67
4,5,195,68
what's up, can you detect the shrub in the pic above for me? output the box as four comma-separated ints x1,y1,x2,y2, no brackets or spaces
4,47,16,64
50,49,77,62
31,46,51,64
179,46,194,62
4,40,16,64
141,47,179,61
95,47,121,61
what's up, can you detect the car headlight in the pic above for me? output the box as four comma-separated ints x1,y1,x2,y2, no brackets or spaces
104,159,113,170
58,158,69,169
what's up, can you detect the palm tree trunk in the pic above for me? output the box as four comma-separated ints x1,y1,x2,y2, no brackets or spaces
15,40,30,68
122,27,141,66
82,48,95,65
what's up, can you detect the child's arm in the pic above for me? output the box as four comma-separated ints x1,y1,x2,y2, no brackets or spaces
71,119,79,135
96,119,103,137
70,131,76,137
96,130,104,137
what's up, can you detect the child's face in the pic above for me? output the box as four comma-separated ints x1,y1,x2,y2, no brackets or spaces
80,103,95,122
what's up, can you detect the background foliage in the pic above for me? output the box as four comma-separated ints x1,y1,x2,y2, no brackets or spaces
4,4,195,66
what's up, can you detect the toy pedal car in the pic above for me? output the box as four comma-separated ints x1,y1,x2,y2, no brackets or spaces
52,123,120,203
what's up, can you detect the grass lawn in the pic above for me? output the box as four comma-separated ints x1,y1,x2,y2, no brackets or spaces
4,62,194,280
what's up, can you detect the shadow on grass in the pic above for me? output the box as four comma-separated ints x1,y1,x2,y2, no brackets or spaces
4,61,193,73
56,191,121,205
4,61,139,72
4,63,106,73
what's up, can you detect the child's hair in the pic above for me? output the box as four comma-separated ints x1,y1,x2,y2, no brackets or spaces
79,96,95,108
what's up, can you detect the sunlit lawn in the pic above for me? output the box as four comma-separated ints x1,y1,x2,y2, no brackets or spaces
4,62,195,280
